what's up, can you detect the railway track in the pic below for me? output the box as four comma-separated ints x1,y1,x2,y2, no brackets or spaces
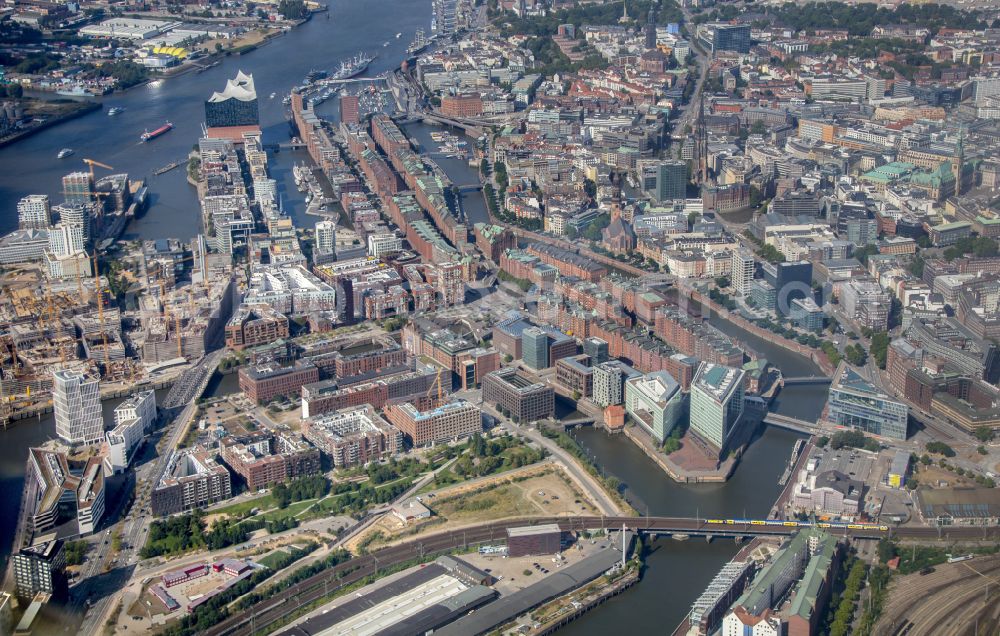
205,516,1000,636
876,555,1000,636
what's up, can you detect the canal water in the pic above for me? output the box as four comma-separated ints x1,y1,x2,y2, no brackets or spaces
557,312,826,635
0,389,169,572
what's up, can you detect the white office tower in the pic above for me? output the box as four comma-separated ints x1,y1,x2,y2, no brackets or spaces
315,220,336,256
47,223,86,258
53,369,103,444
17,195,51,230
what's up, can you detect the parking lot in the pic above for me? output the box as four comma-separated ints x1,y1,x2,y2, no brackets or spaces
460,532,616,596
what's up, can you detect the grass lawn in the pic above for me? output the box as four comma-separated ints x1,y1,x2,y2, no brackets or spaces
258,549,293,569
256,499,318,523
212,493,276,517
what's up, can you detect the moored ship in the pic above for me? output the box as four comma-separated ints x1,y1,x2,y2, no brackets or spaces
331,52,375,80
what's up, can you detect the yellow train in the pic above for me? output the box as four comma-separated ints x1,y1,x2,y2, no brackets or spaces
702,519,889,532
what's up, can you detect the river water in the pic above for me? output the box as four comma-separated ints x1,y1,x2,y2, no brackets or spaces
1,2,831,630
0,0,434,236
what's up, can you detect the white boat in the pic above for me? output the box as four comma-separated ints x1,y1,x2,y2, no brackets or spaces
107,107,125,116
396,32,402,38
58,148,74,159
383,42,389,47
269,92,276,99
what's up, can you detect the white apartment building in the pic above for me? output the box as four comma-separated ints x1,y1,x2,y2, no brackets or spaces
314,220,336,255
368,232,403,257
17,195,51,230
731,250,755,296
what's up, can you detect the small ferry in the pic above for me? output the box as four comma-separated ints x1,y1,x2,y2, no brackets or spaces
57,148,74,159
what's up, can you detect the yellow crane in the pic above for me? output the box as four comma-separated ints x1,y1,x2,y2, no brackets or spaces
426,367,445,404
82,158,113,182
92,253,110,367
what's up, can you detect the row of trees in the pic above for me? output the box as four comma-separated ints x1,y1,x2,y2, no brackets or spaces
84,60,148,89
815,429,881,452
767,1,986,36
272,475,330,509
827,556,867,636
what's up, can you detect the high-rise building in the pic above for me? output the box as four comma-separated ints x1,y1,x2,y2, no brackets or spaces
763,260,813,316
522,327,550,370
17,195,51,230
625,370,685,442
432,0,457,35
706,24,751,53
644,160,687,203
205,70,261,141
53,369,103,445
592,361,642,407
731,250,756,296
62,172,93,206
339,94,360,126
315,220,336,256
690,362,746,453
13,539,66,600
53,202,92,244
827,363,908,439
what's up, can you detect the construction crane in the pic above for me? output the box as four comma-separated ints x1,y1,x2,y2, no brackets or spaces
426,367,444,404
159,282,184,361
92,253,110,367
82,158,113,182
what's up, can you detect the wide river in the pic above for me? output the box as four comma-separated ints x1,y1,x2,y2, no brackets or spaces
0,1,829,630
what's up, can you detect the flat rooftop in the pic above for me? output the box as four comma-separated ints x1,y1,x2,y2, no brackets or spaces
277,563,493,636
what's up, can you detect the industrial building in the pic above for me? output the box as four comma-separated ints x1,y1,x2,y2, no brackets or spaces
506,523,562,557
277,559,496,636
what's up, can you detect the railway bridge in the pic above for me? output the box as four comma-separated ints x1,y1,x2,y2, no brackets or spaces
203,515,999,636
